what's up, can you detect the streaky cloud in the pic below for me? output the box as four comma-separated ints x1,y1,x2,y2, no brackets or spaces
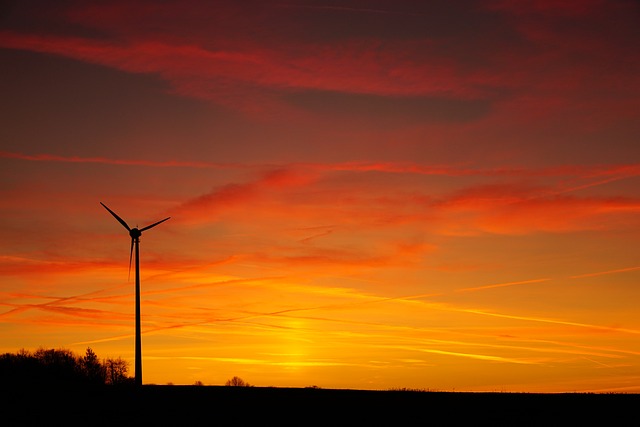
3,150,639,180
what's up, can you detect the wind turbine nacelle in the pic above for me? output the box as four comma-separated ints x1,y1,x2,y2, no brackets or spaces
129,228,142,239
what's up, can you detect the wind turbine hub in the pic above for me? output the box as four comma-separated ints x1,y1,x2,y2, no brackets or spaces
130,228,142,239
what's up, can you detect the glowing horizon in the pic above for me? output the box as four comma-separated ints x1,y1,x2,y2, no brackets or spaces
1,0,639,393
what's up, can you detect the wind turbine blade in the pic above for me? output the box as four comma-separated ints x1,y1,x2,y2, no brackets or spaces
140,217,171,232
100,202,131,231
128,238,134,282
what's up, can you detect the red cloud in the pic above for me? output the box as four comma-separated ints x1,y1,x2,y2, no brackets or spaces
0,31,484,101
168,159,640,242
435,184,640,235
2,0,638,128
171,167,318,222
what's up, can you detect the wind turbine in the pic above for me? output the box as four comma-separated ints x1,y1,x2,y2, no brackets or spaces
100,202,170,387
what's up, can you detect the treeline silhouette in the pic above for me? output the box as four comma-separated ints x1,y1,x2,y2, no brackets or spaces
0,347,132,388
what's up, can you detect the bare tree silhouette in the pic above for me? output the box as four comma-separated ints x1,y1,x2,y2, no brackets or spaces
225,376,251,387
104,357,130,385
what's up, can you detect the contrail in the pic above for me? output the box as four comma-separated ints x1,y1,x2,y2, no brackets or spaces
5,151,639,180
456,278,551,293
379,345,540,365
571,266,640,279
0,150,242,169
276,3,427,17
0,285,129,318
458,307,640,335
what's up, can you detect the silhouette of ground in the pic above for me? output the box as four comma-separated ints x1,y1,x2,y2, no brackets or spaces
4,385,638,426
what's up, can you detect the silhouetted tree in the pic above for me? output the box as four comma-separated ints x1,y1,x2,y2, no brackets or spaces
0,348,131,388
81,347,106,385
0,350,37,386
33,348,82,386
104,357,130,385
225,376,251,387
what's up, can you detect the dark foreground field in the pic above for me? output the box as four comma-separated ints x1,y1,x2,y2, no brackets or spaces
4,385,638,426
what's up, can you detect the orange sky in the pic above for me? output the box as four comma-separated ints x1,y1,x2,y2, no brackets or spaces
1,0,640,392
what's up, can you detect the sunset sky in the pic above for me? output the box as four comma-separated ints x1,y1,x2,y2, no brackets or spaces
1,0,640,392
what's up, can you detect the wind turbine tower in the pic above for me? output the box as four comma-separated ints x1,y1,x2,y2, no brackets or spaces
101,202,170,387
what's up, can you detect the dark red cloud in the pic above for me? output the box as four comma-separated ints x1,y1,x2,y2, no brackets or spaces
1,0,638,163
1,0,637,134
